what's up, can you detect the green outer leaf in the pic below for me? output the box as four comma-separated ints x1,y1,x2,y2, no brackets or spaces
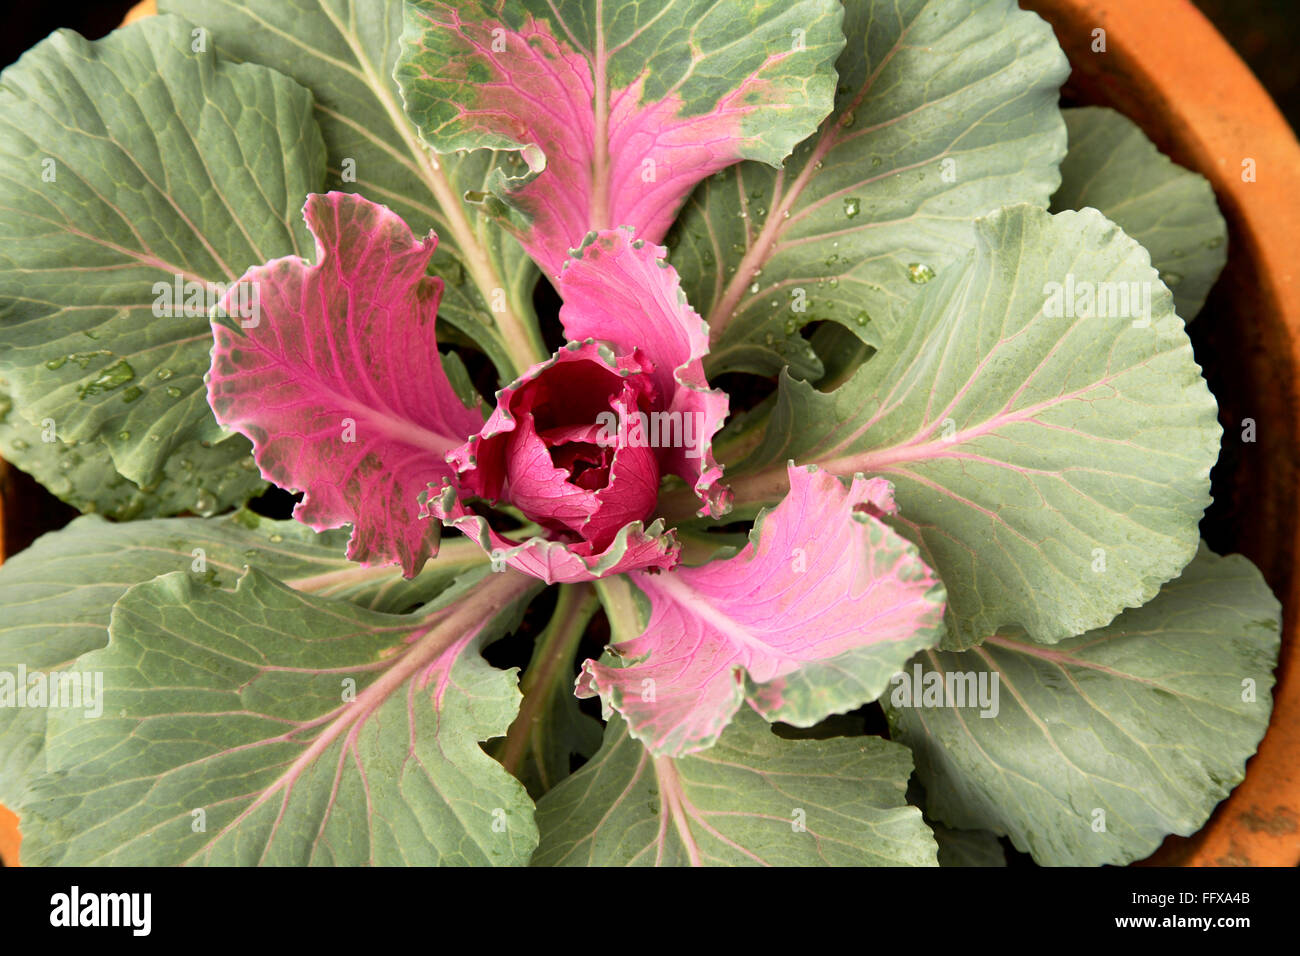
933,823,1005,866
1052,107,1227,321
730,204,1221,647
0,15,325,501
23,567,540,865
160,0,546,380
906,774,1005,866
0,387,265,520
886,545,1282,867
0,511,486,806
533,707,937,866
668,0,1069,378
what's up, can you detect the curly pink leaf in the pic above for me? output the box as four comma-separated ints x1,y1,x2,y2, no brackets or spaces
208,192,483,577
578,463,947,756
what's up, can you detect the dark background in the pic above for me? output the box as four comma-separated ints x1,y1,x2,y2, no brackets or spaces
2,1,1296,129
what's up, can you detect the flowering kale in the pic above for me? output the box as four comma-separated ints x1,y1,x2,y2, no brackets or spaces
0,0,1280,869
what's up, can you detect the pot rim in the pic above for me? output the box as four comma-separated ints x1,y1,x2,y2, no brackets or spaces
1022,0,1300,866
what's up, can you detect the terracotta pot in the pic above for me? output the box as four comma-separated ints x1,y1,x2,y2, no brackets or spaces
1020,0,1300,868
1,0,1297,868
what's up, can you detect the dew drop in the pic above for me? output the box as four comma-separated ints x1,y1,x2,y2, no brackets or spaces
155,367,173,380
116,430,130,442
268,533,284,543
871,156,882,168
79,359,136,399
45,356,68,370
194,491,216,514
854,309,869,326
907,262,936,284
843,197,861,219
121,385,143,403
749,281,759,293
11,438,29,450
165,386,183,398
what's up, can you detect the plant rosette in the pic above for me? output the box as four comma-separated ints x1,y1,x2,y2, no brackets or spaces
0,0,1281,867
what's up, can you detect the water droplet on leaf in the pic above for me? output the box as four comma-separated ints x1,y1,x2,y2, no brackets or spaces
78,359,135,399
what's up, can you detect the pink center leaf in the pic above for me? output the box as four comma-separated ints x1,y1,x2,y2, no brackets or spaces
428,341,681,584
207,192,485,578
577,463,948,757
558,229,731,518
396,0,845,277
